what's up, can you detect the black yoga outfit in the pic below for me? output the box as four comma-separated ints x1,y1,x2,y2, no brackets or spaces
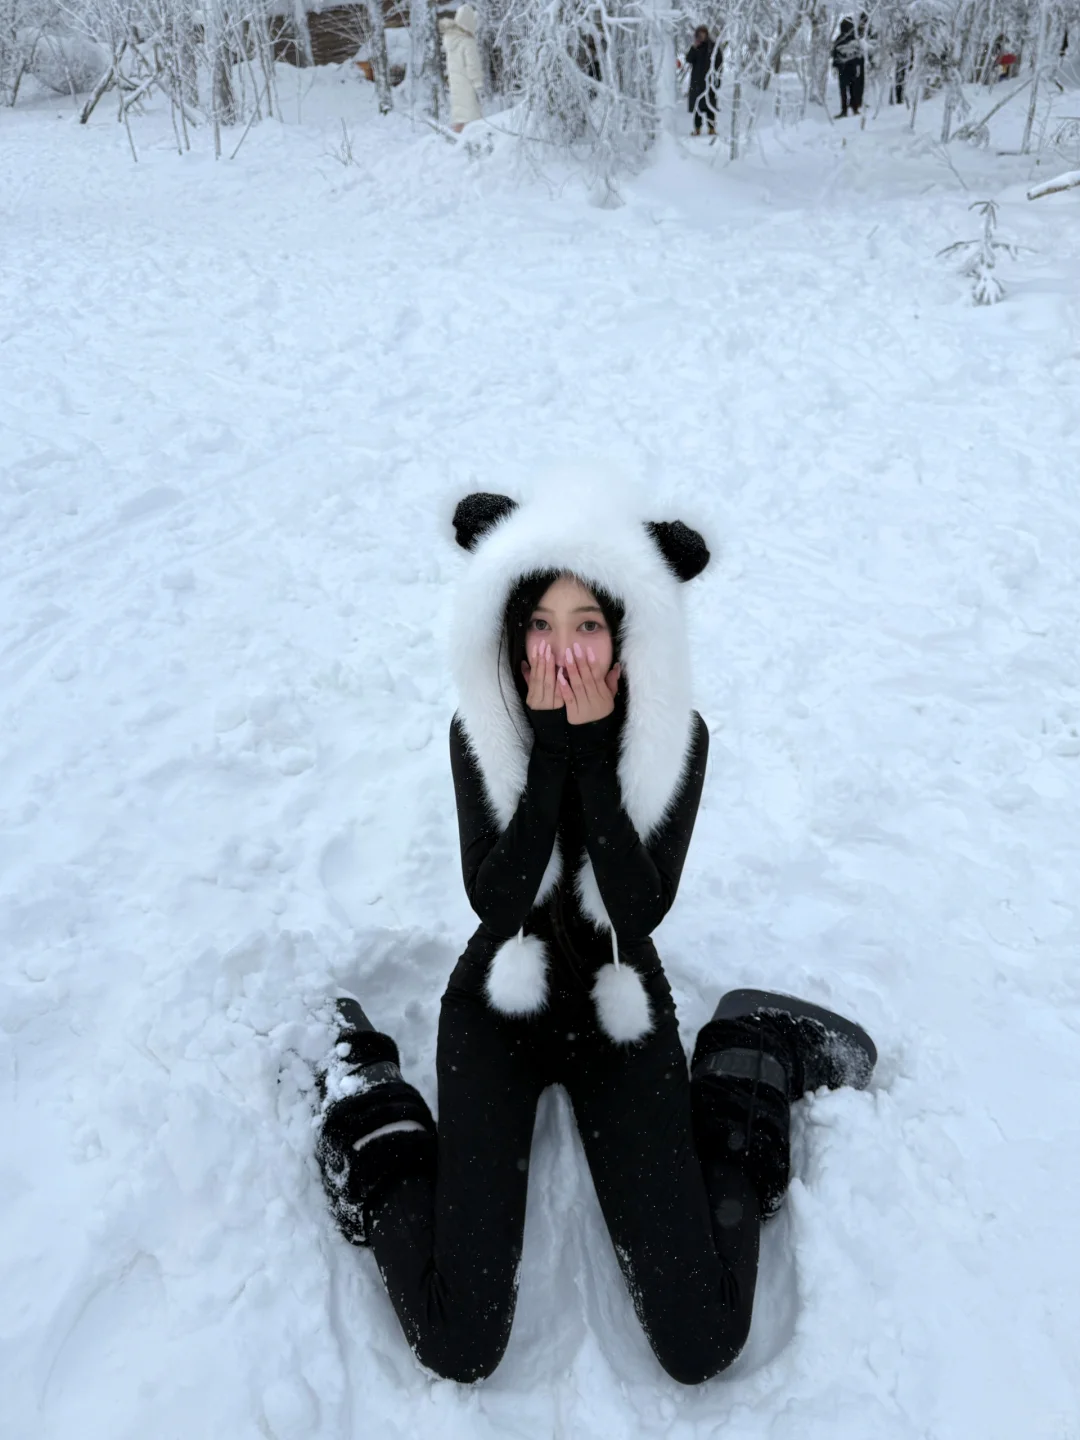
453,701,705,960
363,705,762,1385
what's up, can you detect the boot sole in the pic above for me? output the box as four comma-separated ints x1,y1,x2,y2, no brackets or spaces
336,996,375,1033
314,996,381,1103
713,989,877,1093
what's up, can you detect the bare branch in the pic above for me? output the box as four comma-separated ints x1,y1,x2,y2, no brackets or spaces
1028,169,1080,198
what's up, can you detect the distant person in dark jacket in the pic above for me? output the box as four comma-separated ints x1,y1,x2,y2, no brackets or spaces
852,12,872,111
682,25,723,135
832,17,864,118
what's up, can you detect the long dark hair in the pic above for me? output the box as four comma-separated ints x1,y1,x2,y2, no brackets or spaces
498,569,626,725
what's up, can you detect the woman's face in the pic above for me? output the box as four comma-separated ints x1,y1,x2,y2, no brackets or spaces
695,27,708,43
526,574,615,677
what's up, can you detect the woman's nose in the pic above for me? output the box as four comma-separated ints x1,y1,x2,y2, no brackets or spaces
552,627,575,658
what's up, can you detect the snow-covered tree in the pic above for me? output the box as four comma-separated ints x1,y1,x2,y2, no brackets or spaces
938,198,1025,303
60,0,278,147
7,0,1080,178
1,0,59,103
491,0,665,194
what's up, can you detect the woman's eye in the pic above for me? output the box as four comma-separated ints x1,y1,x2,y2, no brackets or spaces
580,620,602,633
529,618,549,631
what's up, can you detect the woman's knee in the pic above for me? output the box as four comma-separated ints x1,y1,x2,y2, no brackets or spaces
412,1323,509,1384
648,1303,752,1386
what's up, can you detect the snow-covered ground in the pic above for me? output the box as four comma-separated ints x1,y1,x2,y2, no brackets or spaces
3,71,1080,1440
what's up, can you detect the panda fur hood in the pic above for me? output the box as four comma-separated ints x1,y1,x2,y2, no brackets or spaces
449,474,711,1043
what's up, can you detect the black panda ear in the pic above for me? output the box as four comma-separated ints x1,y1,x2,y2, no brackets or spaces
646,520,710,582
452,493,518,552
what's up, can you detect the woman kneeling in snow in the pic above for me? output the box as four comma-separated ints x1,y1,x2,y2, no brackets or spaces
439,4,484,133
315,483,876,1384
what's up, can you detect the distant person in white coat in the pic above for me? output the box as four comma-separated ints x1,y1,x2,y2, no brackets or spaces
439,4,484,132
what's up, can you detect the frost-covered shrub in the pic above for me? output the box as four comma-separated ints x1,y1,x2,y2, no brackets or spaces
30,30,107,92
5,0,1080,179
938,200,1025,306
1,0,52,103
493,0,666,199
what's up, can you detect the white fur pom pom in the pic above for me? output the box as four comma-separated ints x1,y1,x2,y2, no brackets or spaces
486,934,549,1015
592,963,652,1044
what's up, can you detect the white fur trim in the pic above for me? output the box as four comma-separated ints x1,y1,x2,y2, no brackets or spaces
451,467,696,859
592,963,652,1044
536,841,561,908
575,857,611,932
352,1120,426,1152
486,933,549,1014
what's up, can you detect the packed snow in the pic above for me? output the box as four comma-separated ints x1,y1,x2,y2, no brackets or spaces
3,69,1080,1440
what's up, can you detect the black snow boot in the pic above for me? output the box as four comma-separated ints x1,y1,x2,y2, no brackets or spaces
691,989,876,1218
315,997,436,1247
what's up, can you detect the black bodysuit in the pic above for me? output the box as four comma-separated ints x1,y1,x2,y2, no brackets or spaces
362,705,763,1385
450,700,709,973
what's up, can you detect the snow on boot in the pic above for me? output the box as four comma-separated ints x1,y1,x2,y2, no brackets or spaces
315,997,436,1247
691,989,876,1218
708,989,877,1094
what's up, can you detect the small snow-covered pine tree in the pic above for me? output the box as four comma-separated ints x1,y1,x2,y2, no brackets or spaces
938,200,1023,305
